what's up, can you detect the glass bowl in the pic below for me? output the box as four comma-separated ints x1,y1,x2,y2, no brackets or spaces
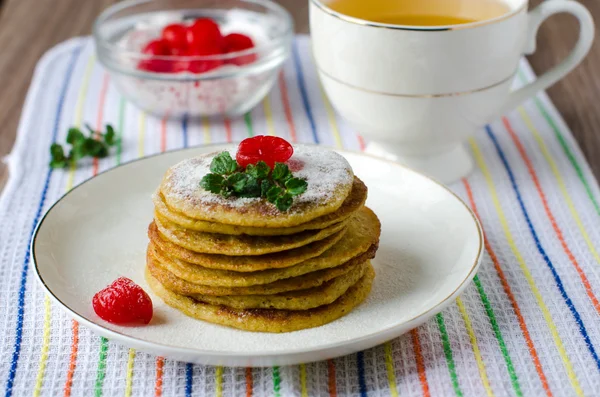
93,0,293,119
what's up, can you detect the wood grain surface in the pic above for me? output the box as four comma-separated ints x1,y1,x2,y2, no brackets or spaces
0,0,598,192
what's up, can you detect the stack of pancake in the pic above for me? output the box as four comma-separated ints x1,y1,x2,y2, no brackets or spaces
145,147,381,332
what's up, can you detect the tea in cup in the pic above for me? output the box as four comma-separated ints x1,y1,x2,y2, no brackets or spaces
311,0,594,183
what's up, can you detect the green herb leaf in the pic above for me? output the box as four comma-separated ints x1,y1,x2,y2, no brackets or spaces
49,143,68,168
266,185,284,203
210,152,238,175
285,178,308,196
271,162,291,182
228,173,249,193
200,173,225,194
66,128,85,145
104,125,117,146
238,175,261,198
245,161,270,179
84,138,109,158
260,179,273,198
275,193,294,212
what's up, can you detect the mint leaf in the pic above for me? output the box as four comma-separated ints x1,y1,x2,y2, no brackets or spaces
210,152,237,174
228,173,249,193
246,161,270,179
274,193,293,211
49,143,68,168
84,138,109,158
272,162,290,182
66,128,85,145
104,125,117,146
285,178,307,196
238,175,261,198
260,179,273,198
266,185,283,203
200,173,225,194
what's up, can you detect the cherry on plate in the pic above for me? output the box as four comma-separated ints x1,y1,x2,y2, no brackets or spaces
92,277,153,325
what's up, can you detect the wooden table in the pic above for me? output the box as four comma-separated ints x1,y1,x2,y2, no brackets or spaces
0,0,598,191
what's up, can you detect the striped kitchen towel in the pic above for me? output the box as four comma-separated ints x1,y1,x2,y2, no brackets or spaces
1,35,600,396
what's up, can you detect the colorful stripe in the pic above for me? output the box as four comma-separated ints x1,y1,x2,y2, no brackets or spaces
485,126,600,371
160,117,167,153
63,320,79,397
455,297,495,397
357,135,366,152
517,70,600,215
411,329,430,397
182,115,189,148
292,40,318,143
504,116,600,313
224,118,233,143
245,367,253,397
278,70,297,142
244,112,254,137
469,137,584,396
435,314,463,397
474,275,522,396
272,366,281,397
185,363,193,397
92,74,110,175
94,337,109,397
202,117,211,144
263,96,276,136
124,349,135,397
32,297,52,397
462,179,553,397
383,342,399,397
215,366,223,397
154,357,164,397
4,45,81,397
516,107,600,263
317,83,343,148
299,364,308,397
356,352,367,397
138,113,146,157
327,360,337,397
65,56,94,192
117,99,125,164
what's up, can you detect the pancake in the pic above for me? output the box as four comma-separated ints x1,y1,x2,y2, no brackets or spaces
153,177,367,236
159,146,354,228
154,213,348,256
191,261,369,310
146,264,375,332
148,222,344,272
147,248,370,296
149,207,380,272
148,209,380,286
149,240,377,287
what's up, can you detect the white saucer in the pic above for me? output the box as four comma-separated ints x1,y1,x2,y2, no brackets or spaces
32,145,483,367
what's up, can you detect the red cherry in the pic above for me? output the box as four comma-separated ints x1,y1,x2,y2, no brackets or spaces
142,39,171,55
223,33,256,65
138,59,171,73
92,277,153,325
187,44,223,73
187,18,224,51
162,23,188,51
236,135,294,168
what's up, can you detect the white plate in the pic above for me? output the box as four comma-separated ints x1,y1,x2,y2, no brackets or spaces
32,145,483,367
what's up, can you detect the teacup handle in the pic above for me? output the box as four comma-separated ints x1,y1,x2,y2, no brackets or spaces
498,0,594,115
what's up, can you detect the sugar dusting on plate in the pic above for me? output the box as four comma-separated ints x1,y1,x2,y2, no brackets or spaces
161,145,353,211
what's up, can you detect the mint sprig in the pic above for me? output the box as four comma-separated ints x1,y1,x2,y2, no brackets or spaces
200,152,307,212
49,124,119,169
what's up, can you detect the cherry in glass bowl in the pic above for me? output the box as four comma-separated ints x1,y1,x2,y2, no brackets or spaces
93,0,293,119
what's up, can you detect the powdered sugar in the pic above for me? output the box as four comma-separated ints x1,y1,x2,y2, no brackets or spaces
161,145,353,211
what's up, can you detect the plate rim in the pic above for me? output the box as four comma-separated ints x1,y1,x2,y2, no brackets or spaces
32,144,484,361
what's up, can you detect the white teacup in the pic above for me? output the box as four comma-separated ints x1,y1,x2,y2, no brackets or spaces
310,0,594,183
